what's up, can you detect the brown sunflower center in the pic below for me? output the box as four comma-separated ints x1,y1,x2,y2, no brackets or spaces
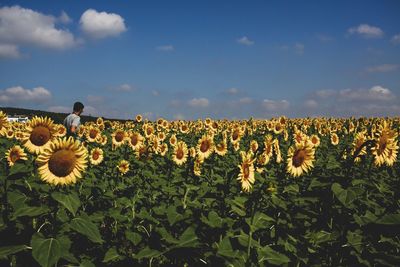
130,135,138,146
115,131,125,142
292,149,306,168
176,148,184,159
242,163,250,179
146,127,153,136
378,134,387,154
232,130,239,141
92,151,100,160
89,129,98,139
312,137,318,144
200,140,210,153
48,149,76,177
30,126,51,146
217,143,225,151
10,150,20,162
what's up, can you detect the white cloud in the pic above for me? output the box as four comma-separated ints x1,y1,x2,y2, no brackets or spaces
188,97,209,108
339,85,394,101
152,90,160,96
316,34,334,42
0,44,21,59
348,24,384,38
59,11,72,24
111,83,134,92
226,87,239,95
304,99,318,109
156,45,174,51
262,99,290,111
239,97,253,104
315,89,336,98
0,5,76,50
87,95,104,105
237,36,254,46
294,43,304,55
80,9,126,39
0,86,51,104
391,34,400,45
366,64,398,73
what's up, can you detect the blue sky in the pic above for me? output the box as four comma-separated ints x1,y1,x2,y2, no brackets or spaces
0,0,399,120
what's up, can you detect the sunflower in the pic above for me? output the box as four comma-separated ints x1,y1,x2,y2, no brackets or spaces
0,111,9,136
273,122,284,135
86,126,101,143
257,151,270,166
230,127,243,144
37,137,88,186
89,147,104,165
5,128,14,139
159,143,168,156
136,114,143,123
128,132,144,150
179,123,190,134
189,147,196,158
117,160,130,175
56,125,67,138
143,124,155,138
169,134,177,147
193,157,204,176
273,140,282,164
237,151,256,192
172,141,188,166
22,116,57,154
250,140,258,153
215,140,228,156
5,145,28,167
111,129,127,149
197,134,214,160
371,123,398,166
286,141,315,177
330,133,339,145
157,131,166,141
310,134,320,147
351,131,367,162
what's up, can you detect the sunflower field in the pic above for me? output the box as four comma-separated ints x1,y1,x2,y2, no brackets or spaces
0,110,400,266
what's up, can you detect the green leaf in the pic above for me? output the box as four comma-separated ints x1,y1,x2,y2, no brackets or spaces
201,211,223,228
133,247,162,259
79,259,95,267
346,230,363,253
331,183,356,207
8,162,31,176
31,233,61,267
156,228,179,244
125,230,143,246
12,206,49,219
103,247,122,263
217,236,238,259
70,216,103,244
247,212,275,232
258,246,290,265
375,213,400,225
175,227,199,248
7,191,27,210
51,192,81,217
0,245,28,259
166,206,183,225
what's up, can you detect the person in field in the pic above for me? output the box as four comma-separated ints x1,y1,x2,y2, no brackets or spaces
64,101,84,138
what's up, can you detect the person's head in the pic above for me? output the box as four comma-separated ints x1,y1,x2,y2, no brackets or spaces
73,102,84,115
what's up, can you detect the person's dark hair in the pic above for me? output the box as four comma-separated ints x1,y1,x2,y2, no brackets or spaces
73,102,84,112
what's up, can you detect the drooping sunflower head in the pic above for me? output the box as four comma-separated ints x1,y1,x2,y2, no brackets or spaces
372,124,398,166
37,137,88,186
330,132,339,145
89,147,104,165
250,140,259,154
172,141,188,166
237,151,255,192
117,160,130,175
286,141,315,177
5,145,28,167
215,140,228,156
169,134,177,147
352,131,367,162
0,111,9,136
22,116,57,154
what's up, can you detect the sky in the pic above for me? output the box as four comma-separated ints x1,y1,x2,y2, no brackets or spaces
0,0,400,120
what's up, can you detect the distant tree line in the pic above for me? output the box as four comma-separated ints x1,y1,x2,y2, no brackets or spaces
0,107,127,124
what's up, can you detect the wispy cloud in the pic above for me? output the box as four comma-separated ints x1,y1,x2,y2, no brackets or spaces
237,36,254,46
0,44,21,59
156,45,174,52
188,97,209,108
366,64,398,73
391,34,400,45
110,83,135,92
347,24,384,38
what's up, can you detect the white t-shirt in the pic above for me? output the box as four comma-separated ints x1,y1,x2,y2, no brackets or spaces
64,113,80,135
